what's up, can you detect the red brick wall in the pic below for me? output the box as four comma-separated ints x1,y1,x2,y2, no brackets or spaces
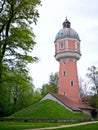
55,38,81,103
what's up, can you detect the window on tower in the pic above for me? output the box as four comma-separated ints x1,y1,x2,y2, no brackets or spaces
70,80,74,86
63,92,66,96
60,43,64,48
77,43,80,51
63,71,66,76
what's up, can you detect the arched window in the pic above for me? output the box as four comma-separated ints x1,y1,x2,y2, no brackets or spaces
63,71,66,76
70,80,74,86
62,92,66,96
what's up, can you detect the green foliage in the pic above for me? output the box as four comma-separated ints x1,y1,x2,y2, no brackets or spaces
89,95,98,108
0,86,11,116
0,122,98,130
32,88,42,103
41,83,57,96
9,100,87,119
49,72,58,86
0,66,34,116
0,0,41,117
0,0,41,71
56,123,98,130
41,73,58,95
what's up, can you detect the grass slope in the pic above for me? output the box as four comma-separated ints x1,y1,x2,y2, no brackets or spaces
9,99,87,119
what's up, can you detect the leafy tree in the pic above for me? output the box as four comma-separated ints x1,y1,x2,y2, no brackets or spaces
0,64,35,116
0,0,41,85
86,66,98,94
41,73,58,96
32,88,42,103
0,0,41,116
0,82,11,116
10,69,34,107
89,95,98,108
49,72,58,86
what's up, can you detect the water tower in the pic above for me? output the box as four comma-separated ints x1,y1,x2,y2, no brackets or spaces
54,18,81,103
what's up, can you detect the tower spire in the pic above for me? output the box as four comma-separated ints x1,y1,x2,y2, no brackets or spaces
63,17,71,28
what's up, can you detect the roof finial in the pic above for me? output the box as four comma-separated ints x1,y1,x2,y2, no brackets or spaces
63,17,71,28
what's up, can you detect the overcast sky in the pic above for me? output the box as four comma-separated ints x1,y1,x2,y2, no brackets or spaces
29,0,98,88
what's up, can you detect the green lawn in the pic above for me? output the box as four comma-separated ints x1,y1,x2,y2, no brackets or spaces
8,99,87,119
0,121,98,130
1,99,90,130
0,121,72,130
56,123,98,130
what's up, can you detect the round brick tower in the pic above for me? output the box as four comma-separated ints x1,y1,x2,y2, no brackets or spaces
54,18,81,103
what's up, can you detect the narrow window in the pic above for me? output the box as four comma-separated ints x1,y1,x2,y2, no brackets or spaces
63,71,66,76
60,43,64,48
77,43,80,51
70,80,74,86
62,92,66,96
63,92,66,96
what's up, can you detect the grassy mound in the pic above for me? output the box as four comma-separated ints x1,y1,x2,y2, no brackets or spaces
9,99,87,119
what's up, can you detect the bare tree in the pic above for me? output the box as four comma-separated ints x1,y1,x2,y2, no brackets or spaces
86,66,98,94
79,77,91,97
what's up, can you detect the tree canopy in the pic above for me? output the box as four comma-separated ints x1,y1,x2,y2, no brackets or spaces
0,0,41,116
0,0,41,83
41,73,58,96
